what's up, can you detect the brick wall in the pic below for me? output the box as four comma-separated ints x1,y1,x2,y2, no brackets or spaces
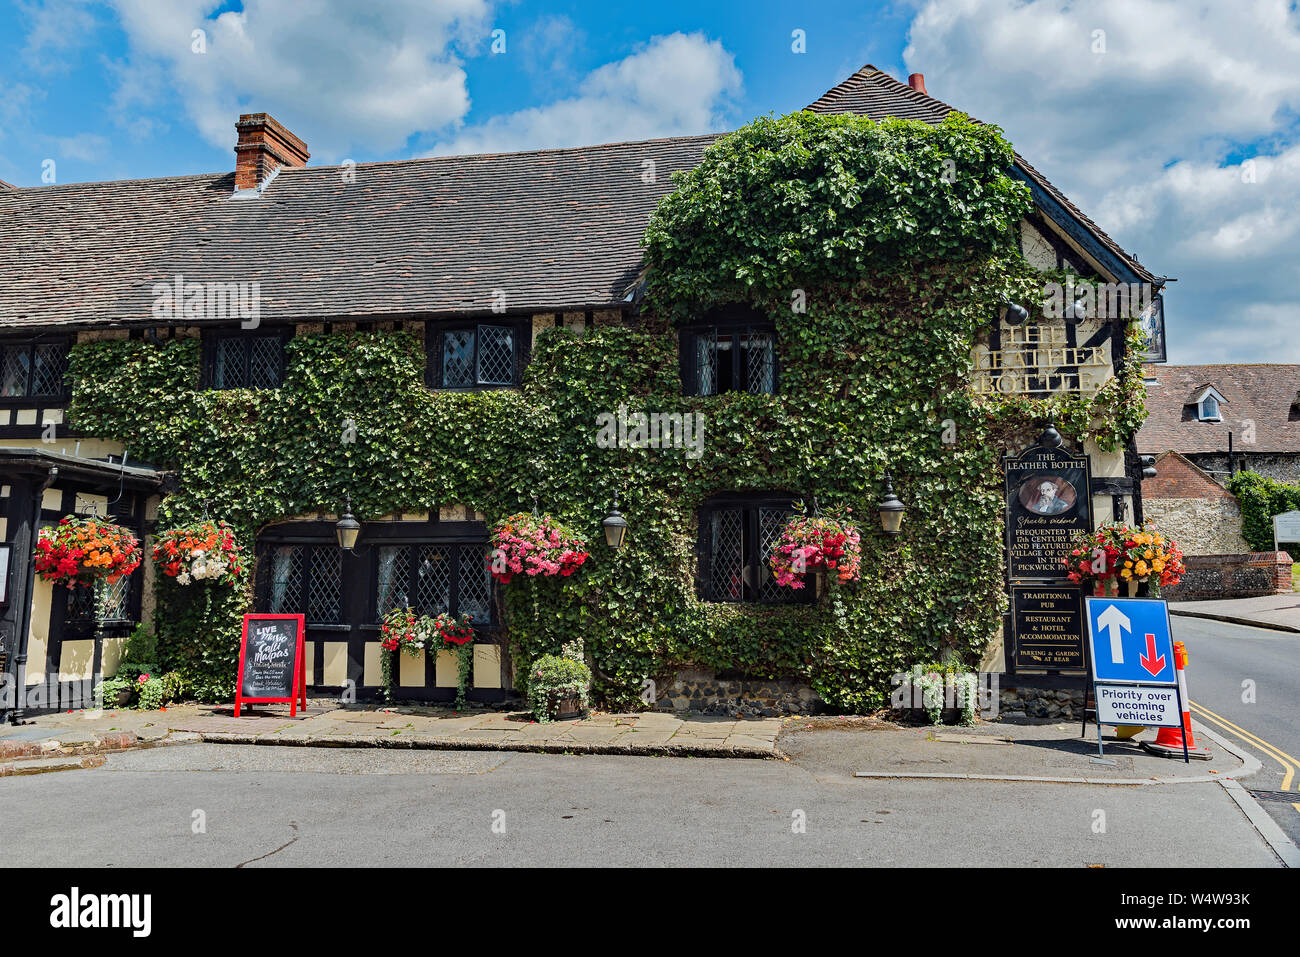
1161,551,1293,601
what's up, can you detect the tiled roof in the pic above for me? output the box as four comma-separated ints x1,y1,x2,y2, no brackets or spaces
1137,364,1300,454
806,66,1159,285
0,63,1160,331
0,136,715,329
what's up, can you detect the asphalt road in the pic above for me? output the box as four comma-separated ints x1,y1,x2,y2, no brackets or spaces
1173,615,1300,845
0,740,1279,867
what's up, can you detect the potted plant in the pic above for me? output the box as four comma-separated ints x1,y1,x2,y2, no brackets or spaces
527,654,592,722
152,519,245,585
894,663,979,726
378,607,430,701
35,515,142,590
487,512,589,584
768,504,862,590
430,612,477,710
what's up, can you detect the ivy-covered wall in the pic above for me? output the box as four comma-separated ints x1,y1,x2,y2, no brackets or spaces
64,110,1146,711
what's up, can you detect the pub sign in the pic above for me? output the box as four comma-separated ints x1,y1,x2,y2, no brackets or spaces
1004,429,1092,582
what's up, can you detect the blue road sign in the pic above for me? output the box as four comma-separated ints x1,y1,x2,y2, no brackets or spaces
1084,597,1177,685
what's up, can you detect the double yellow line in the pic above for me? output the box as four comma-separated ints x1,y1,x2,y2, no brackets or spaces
1191,700,1298,791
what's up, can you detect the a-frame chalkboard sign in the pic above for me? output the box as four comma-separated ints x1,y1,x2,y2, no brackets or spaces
234,613,307,717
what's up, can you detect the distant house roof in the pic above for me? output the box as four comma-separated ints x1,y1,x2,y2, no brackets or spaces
806,66,1158,286
0,63,1160,331
1143,451,1236,500
1138,364,1300,454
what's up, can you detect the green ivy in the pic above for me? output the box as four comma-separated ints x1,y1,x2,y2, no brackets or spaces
1227,471,1300,558
65,111,1145,712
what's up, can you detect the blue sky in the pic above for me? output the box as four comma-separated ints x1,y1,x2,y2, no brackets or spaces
2,0,1299,365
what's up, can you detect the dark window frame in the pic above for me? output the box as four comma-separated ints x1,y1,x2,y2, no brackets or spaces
200,327,292,390
696,492,811,605
258,542,346,625
0,338,71,404
368,541,496,627
425,318,532,391
679,307,779,398
254,522,497,632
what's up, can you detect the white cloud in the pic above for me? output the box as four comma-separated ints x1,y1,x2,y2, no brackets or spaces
54,131,110,161
105,0,491,159
430,31,743,156
903,0,1300,363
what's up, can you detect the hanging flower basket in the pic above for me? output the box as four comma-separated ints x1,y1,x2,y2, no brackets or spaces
768,507,863,589
1063,521,1186,597
35,515,142,589
486,512,589,584
152,519,245,586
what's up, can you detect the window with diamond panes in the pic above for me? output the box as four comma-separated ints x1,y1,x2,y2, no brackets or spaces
699,497,806,603
265,545,343,624
0,341,68,398
373,543,493,625
431,322,526,390
682,322,776,396
67,575,135,624
211,333,285,389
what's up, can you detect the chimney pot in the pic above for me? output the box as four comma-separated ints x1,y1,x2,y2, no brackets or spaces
234,113,309,191
908,73,927,94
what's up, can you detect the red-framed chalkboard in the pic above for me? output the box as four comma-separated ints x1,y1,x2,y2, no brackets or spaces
234,613,307,717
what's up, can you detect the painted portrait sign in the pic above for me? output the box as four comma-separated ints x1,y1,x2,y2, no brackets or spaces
1004,431,1092,581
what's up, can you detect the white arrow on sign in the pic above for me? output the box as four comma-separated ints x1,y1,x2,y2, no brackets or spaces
1097,604,1131,664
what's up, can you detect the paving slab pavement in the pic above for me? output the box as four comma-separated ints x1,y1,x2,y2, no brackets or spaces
0,701,785,759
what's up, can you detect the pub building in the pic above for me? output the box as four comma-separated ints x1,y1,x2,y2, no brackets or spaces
0,66,1166,720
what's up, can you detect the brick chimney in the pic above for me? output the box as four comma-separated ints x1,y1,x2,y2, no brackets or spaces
907,73,927,94
233,114,309,191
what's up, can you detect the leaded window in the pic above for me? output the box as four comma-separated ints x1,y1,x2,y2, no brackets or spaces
680,312,777,397
373,542,493,624
428,321,528,390
208,332,286,389
698,495,807,604
266,544,344,624
67,575,134,624
0,341,68,398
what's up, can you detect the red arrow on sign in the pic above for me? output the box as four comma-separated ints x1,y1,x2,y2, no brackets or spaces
1140,633,1166,677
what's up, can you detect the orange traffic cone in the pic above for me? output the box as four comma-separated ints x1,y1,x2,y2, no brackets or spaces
1142,641,1211,760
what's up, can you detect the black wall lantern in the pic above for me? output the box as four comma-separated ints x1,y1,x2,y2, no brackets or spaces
602,493,628,550
878,472,905,537
335,494,363,552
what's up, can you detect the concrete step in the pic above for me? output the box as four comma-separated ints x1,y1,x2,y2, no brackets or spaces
0,753,106,776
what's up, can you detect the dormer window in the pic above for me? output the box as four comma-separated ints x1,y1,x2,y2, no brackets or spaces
1191,386,1225,423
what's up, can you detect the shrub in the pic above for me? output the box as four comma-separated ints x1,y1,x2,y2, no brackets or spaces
528,654,592,723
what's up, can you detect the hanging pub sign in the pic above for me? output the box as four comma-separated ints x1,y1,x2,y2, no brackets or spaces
234,613,307,717
1004,427,1092,582
1136,294,1167,364
1010,584,1086,671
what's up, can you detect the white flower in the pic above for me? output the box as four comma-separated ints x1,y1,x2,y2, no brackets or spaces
177,572,192,585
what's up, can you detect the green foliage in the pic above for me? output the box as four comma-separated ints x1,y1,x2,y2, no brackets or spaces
65,111,1145,712
527,654,593,722
643,112,1031,315
1227,471,1300,558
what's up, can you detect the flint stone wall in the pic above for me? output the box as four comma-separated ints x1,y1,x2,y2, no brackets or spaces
655,667,823,717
